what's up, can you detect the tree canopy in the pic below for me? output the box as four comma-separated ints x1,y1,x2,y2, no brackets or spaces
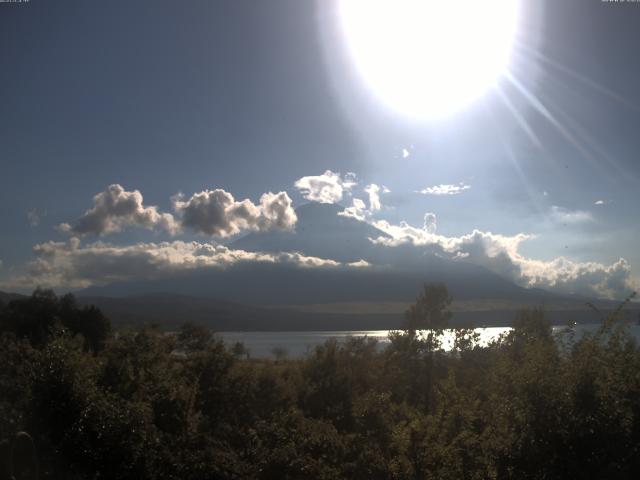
1,286,640,479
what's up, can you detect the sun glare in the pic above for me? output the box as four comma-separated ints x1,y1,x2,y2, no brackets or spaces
339,0,520,119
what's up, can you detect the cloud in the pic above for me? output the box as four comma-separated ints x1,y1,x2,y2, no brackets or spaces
62,185,298,240
7,238,369,289
27,208,44,227
418,183,471,196
549,206,594,224
423,212,437,234
61,184,179,236
370,217,635,299
338,183,389,221
594,200,605,206
517,257,636,300
173,189,297,238
294,170,356,204
342,172,358,191
338,198,367,221
364,184,382,212
402,148,410,159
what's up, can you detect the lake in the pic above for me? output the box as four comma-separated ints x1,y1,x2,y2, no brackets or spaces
219,324,640,358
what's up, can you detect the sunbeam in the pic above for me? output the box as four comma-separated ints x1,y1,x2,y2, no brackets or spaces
506,71,600,166
515,41,640,113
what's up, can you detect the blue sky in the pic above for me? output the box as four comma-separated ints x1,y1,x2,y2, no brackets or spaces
1,0,639,298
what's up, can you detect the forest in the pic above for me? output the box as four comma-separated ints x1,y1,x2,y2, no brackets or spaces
1,285,639,479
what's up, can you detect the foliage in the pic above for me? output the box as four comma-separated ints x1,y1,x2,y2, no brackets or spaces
404,283,452,331
0,289,111,352
1,287,640,478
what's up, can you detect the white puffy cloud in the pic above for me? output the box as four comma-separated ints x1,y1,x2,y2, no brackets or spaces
173,189,297,237
549,206,593,224
7,238,369,289
594,200,605,206
62,184,179,236
517,257,635,300
343,172,358,191
338,183,389,221
423,212,437,234
371,217,635,299
61,185,299,240
418,183,471,196
364,184,382,212
338,198,367,221
294,170,356,204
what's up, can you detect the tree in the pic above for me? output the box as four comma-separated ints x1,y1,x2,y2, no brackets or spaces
76,305,111,353
404,283,452,333
59,294,111,352
0,290,111,352
231,341,250,359
271,346,288,362
0,288,59,347
177,322,213,352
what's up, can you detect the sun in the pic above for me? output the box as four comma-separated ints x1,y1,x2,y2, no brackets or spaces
339,0,520,119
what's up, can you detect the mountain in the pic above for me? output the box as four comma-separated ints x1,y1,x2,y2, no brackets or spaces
73,202,632,329
232,202,564,303
80,203,566,305
76,293,405,331
76,293,630,331
2,288,633,332
4,195,635,330
232,202,390,263
0,291,27,305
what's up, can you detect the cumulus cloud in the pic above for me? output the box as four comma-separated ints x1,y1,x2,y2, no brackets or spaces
294,170,356,204
423,212,437,234
549,206,594,224
7,238,369,289
594,200,605,206
370,217,635,299
364,184,382,212
517,257,635,300
27,208,44,227
338,198,368,221
338,183,389,221
342,172,358,190
61,185,299,239
173,189,297,237
418,183,471,196
61,184,179,236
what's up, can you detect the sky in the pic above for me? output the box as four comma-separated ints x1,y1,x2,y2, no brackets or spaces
1,0,639,299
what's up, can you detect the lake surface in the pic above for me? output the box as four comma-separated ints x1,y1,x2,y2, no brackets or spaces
219,324,640,358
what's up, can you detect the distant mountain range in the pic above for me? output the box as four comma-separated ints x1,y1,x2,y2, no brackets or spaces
3,203,636,330
2,289,634,332
81,203,562,304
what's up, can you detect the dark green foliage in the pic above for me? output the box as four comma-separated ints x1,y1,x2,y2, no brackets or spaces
0,289,60,348
177,322,213,352
1,287,640,478
404,282,452,332
0,289,111,352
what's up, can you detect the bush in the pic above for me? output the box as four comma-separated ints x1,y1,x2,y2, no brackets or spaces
1,287,639,478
